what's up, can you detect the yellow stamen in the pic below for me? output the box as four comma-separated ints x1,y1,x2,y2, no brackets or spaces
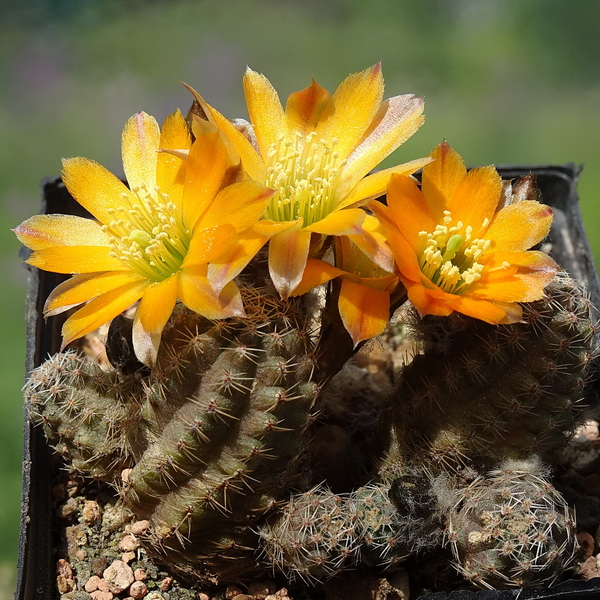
418,211,491,294
263,134,346,225
107,186,190,282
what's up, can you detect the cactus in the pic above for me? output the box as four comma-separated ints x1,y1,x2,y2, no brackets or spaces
446,458,577,589
259,479,443,581
25,291,319,583
392,273,597,473
258,485,360,582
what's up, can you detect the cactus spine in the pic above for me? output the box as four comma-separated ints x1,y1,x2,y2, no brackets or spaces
25,292,319,583
446,459,577,589
393,274,596,472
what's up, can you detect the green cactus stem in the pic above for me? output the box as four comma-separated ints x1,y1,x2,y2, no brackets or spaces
393,273,597,472
446,458,577,589
25,291,319,583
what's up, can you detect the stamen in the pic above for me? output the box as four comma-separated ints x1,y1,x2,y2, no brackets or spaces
418,210,492,295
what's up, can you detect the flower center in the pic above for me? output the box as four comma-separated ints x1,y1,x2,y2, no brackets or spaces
263,132,347,226
104,184,190,282
418,210,491,294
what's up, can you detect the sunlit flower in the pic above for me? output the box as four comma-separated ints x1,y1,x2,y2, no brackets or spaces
291,222,399,346
14,111,274,365
371,141,558,323
186,63,429,298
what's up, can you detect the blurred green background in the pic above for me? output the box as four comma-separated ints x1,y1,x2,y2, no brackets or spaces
1,0,600,594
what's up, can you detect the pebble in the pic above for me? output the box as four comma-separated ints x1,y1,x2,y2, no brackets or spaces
90,557,108,577
75,550,87,561
247,581,275,599
198,594,210,600
90,592,113,600
129,581,148,599
579,555,600,580
122,551,137,563
119,534,140,552
159,577,173,591
134,569,147,581
103,560,135,594
130,520,151,536
121,469,133,484
226,585,243,599
388,570,410,600
57,559,74,579
145,593,165,600
98,580,111,593
102,504,131,532
57,576,76,594
85,576,101,593
82,500,102,525
58,498,80,520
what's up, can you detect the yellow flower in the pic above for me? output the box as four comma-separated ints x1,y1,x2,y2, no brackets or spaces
186,63,429,298
371,141,558,323
14,111,274,365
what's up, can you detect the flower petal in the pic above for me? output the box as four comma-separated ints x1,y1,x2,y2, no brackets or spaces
305,208,365,236
449,165,502,235
14,214,110,250
338,278,390,345
385,174,436,250
196,180,275,233
44,271,145,316
182,131,235,231
316,63,384,160
26,246,126,274
181,224,238,268
347,214,395,273
121,112,160,192
342,94,425,189
469,251,558,302
268,229,312,299
285,79,331,135
338,157,432,209
244,68,289,159
404,280,454,318
137,274,178,334
290,259,346,297
485,201,554,252
157,109,192,219
253,218,302,237
61,157,138,228
61,280,147,348
421,141,467,221
207,228,268,294
178,267,245,319
369,201,422,282
445,294,518,324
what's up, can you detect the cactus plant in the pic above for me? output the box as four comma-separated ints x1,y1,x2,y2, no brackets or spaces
392,273,596,473
446,458,578,589
24,291,320,583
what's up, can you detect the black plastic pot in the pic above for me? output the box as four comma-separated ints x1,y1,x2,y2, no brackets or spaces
14,166,600,599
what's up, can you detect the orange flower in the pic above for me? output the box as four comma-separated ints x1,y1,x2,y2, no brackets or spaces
14,111,274,365
292,231,399,346
186,64,429,298
371,141,558,323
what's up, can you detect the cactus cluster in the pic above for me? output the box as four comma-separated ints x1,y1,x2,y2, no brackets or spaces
24,274,597,589
393,273,596,473
446,459,577,589
25,292,320,582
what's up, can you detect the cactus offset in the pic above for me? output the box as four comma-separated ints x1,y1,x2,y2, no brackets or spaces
393,274,596,472
446,458,577,589
25,291,319,583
